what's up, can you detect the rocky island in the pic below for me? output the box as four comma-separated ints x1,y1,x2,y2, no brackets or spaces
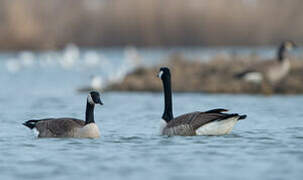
106,54,303,94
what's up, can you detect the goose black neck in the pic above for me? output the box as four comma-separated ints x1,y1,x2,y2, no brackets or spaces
277,46,287,62
85,102,95,124
161,76,173,123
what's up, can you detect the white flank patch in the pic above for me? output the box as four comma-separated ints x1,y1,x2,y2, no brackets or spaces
159,119,167,134
87,94,94,104
74,123,100,138
244,72,263,83
195,116,239,135
32,128,39,137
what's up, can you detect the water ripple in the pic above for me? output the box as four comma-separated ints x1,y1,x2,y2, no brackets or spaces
1,91,303,180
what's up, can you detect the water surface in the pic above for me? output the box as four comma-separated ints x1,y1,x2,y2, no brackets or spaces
0,48,303,180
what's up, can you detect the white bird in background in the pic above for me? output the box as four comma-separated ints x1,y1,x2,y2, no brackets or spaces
104,46,142,85
5,52,36,73
83,51,104,68
124,46,142,69
19,51,35,68
77,75,105,93
91,75,104,90
60,43,80,69
108,64,128,84
39,52,58,68
5,58,21,73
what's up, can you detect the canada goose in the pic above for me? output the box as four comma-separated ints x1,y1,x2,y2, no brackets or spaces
23,91,103,138
235,41,296,83
158,67,246,136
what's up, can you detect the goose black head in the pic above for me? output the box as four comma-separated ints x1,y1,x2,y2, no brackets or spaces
157,67,171,80
278,40,297,61
281,40,297,50
87,91,103,105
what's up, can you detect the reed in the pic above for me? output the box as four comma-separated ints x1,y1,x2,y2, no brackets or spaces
1,0,303,50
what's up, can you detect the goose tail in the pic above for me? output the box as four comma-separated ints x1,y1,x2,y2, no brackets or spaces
218,113,247,121
234,72,247,79
23,120,39,129
238,114,247,120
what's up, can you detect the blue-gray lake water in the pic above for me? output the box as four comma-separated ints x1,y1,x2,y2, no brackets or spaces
0,47,303,180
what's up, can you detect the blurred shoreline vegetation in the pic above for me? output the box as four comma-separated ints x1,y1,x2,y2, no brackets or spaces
107,54,303,94
1,0,303,50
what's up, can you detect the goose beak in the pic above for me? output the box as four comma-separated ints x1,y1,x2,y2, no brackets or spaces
96,99,103,105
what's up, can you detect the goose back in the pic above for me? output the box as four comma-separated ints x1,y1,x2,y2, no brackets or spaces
163,111,241,136
35,118,85,138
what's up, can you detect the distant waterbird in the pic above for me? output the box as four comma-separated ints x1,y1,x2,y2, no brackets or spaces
83,51,102,68
158,67,246,136
19,51,35,68
100,46,142,86
235,41,297,84
60,43,80,69
124,46,142,69
23,91,103,138
5,58,22,73
5,52,36,73
77,75,106,92
91,75,104,90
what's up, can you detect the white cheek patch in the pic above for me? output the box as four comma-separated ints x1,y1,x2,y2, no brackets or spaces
87,94,94,104
158,71,163,78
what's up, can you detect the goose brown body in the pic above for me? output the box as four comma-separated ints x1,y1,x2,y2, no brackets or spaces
158,67,246,136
